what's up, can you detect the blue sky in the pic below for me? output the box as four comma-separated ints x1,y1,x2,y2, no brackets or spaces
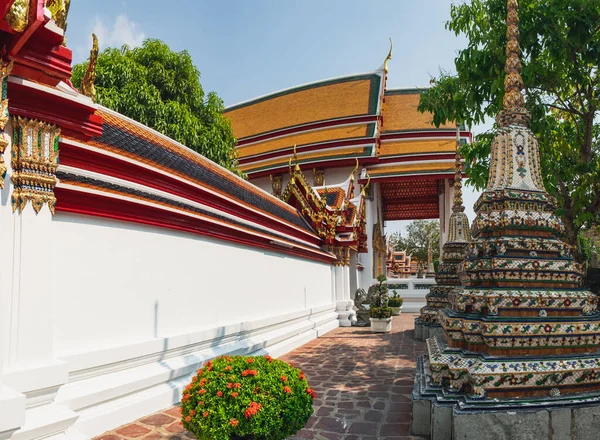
66,0,486,231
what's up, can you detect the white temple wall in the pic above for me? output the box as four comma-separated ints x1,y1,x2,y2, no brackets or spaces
0,175,338,440
358,181,381,290
49,213,334,356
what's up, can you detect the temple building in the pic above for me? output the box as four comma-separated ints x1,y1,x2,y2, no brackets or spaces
386,248,419,278
412,1,600,438
224,51,472,307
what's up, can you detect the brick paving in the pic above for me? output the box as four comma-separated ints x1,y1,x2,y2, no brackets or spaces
95,313,426,440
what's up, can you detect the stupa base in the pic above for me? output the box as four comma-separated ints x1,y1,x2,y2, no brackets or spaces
412,354,600,440
414,317,443,341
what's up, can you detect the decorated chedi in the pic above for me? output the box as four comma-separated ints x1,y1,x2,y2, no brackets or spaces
413,1,600,438
415,126,471,341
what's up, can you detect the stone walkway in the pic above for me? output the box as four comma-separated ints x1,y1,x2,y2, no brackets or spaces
95,313,426,440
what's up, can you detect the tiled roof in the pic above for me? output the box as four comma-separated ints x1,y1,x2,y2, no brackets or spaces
225,74,382,140
238,123,373,159
382,91,455,132
90,109,315,234
239,146,370,173
378,139,457,157
368,161,455,178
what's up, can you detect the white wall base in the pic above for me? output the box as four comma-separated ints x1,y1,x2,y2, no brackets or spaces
44,304,340,440
0,385,25,440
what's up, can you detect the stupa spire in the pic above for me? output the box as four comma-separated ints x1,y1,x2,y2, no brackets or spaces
497,0,530,127
451,125,464,213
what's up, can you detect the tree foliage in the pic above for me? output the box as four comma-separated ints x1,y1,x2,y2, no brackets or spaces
390,220,441,267
72,39,242,175
419,0,600,257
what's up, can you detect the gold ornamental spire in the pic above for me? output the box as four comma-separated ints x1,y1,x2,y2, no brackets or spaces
497,0,530,127
383,38,393,74
452,125,465,213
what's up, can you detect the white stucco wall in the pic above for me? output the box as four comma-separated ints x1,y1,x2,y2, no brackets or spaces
49,213,333,357
0,173,338,439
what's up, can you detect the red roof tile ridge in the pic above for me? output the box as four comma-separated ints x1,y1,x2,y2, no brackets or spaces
95,105,302,215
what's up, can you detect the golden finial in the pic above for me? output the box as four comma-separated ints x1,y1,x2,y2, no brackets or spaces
361,173,371,197
383,38,393,74
81,33,99,101
497,0,530,127
452,125,465,213
291,144,300,171
350,158,359,180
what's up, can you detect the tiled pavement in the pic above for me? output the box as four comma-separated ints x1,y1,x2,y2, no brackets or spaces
95,313,426,440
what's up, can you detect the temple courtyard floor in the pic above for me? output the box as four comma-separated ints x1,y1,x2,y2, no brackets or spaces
95,313,426,440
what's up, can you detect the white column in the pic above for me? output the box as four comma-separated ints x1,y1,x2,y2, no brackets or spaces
334,264,352,327
349,251,358,299
0,124,77,439
439,179,453,254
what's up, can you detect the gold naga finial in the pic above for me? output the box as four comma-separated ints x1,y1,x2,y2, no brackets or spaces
361,173,371,197
383,38,393,74
80,33,99,101
452,124,465,213
291,144,300,171
46,0,71,42
497,0,530,127
350,158,359,180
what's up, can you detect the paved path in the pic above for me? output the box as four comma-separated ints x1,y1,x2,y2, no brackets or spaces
95,313,426,440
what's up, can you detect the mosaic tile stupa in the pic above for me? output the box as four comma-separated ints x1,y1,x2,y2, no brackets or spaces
425,0,600,399
416,128,471,336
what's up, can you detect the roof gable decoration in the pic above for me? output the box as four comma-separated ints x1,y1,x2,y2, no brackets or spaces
281,152,368,252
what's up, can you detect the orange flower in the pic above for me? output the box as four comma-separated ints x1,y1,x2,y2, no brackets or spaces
299,373,305,380
306,388,316,398
182,393,191,402
227,382,233,389
244,402,262,419
231,392,239,398
289,362,294,367
216,391,223,397
246,358,255,364
230,418,239,427
203,411,209,417
283,386,292,394
199,378,207,386
234,383,241,389
179,406,183,414
190,410,196,417
198,401,204,405
225,366,232,371
242,369,258,377
280,376,288,382
198,389,207,395
264,355,273,363
185,416,191,423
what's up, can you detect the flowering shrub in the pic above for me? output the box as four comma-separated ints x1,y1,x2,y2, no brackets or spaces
181,355,315,440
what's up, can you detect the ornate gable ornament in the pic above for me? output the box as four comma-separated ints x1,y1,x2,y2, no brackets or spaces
281,154,368,257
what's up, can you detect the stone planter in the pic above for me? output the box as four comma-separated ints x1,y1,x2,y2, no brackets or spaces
370,317,392,333
391,306,403,316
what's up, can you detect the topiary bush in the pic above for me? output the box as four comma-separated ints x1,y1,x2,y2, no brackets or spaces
180,355,315,440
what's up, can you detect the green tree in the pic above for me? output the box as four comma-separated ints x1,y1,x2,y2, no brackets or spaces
72,39,242,175
403,220,441,268
418,0,600,259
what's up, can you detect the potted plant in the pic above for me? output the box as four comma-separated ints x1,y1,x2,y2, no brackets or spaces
388,291,404,316
181,355,315,439
369,274,393,333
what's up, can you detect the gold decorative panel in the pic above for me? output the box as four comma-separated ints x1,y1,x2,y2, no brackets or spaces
11,117,60,214
0,59,13,188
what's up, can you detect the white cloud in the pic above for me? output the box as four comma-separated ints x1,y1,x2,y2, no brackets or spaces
92,14,145,49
